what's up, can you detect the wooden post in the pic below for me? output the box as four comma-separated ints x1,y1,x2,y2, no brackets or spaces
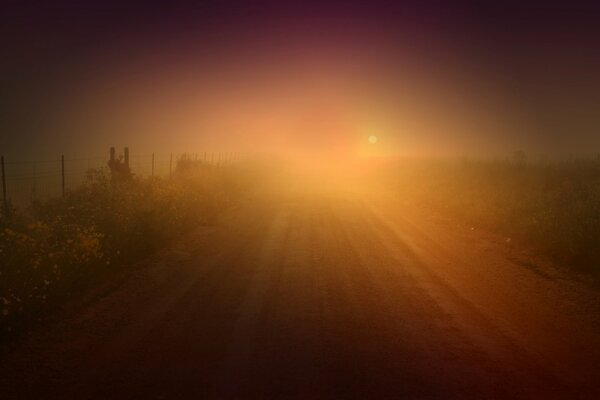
124,147,130,169
151,153,155,177
32,162,37,199
1,155,6,208
61,155,65,198
169,153,173,178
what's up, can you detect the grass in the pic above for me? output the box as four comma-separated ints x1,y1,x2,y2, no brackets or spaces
376,156,600,276
3,153,599,341
0,159,253,342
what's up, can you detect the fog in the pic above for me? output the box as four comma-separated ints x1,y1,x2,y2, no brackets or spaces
3,2,600,163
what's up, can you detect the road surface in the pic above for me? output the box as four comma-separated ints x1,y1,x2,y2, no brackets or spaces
1,189,599,399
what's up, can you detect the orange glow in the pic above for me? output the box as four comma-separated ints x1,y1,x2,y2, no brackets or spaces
51,33,531,162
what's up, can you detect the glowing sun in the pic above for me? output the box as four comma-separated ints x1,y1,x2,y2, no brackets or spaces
368,135,377,144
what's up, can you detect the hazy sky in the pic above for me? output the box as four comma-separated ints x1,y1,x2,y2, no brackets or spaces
2,1,600,159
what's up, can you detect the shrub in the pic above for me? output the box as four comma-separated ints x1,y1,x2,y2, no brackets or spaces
378,157,600,276
0,161,239,340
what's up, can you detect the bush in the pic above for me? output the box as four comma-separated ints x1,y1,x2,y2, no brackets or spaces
0,161,239,340
378,157,600,275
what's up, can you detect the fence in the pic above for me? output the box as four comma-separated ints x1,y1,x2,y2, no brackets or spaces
1,148,239,208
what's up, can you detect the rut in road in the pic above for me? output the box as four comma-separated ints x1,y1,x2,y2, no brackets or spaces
1,192,599,399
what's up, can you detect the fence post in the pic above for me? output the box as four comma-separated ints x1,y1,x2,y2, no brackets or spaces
32,162,37,200
1,155,6,209
124,147,130,169
61,155,65,198
151,153,155,177
169,153,173,178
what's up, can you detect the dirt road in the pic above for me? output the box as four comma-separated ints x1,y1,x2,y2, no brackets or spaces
1,190,599,399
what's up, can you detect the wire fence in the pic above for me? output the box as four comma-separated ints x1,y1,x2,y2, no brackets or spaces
1,149,238,208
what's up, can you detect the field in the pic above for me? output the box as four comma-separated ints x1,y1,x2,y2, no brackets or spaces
372,157,600,276
0,158,256,340
3,155,600,341
1,155,600,397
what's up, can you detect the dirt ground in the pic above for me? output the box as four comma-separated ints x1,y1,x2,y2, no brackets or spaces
1,187,599,399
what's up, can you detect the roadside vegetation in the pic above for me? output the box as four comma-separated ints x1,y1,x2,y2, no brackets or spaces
379,155,600,277
0,159,252,342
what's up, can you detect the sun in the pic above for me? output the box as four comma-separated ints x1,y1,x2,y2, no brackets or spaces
368,135,377,144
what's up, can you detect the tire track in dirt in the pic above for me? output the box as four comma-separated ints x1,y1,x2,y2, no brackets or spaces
358,199,594,399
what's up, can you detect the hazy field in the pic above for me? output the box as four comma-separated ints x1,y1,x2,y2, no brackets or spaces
368,156,600,276
2,155,599,342
0,158,259,340
1,155,599,398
